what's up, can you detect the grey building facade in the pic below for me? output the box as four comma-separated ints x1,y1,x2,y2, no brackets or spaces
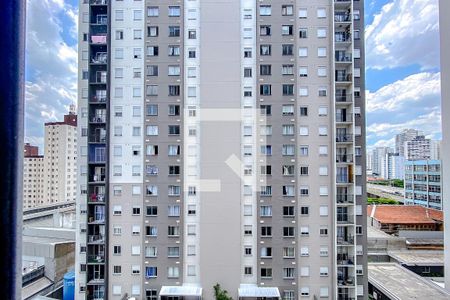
75,0,367,299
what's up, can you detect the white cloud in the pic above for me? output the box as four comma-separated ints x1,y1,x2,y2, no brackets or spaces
365,0,439,70
367,108,442,147
25,0,78,142
367,72,441,112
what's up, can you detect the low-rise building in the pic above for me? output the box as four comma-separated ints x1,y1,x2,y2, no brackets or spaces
368,263,450,300
404,159,443,210
367,205,443,235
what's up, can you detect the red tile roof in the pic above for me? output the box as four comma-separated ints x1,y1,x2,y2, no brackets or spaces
367,205,443,224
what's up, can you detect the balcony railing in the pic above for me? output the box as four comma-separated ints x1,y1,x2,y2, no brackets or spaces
91,116,106,123
336,135,353,143
335,53,352,62
335,14,351,22
335,33,352,42
336,113,353,123
90,174,106,182
89,194,105,203
91,95,107,103
336,74,353,82
337,235,354,245
91,35,107,44
88,235,105,244
336,94,352,102
336,154,353,163
338,277,355,286
337,175,353,184
91,53,107,64
89,134,106,143
337,194,354,204
337,215,354,224
90,0,108,5
337,255,355,265
87,255,105,264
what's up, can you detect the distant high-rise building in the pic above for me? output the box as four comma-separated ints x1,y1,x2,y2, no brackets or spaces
24,143,39,157
404,135,435,160
23,145,45,208
366,152,373,176
404,160,442,210
431,140,441,160
76,0,367,299
386,153,405,180
395,129,423,156
372,147,392,178
44,112,78,204
439,0,450,291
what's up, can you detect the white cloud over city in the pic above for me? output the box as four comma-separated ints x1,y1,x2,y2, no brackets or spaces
365,0,439,70
25,0,78,149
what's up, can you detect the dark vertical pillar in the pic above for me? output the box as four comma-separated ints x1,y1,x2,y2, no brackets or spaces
0,0,26,298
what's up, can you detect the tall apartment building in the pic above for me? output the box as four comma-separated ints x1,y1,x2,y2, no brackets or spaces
76,1,367,299
404,160,442,210
23,144,45,208
439,0,450,291
44,110,78,204
371,147,391,178
395,128,423,156
404,135,439,160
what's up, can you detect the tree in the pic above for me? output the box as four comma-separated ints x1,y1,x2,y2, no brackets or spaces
214,283,233,300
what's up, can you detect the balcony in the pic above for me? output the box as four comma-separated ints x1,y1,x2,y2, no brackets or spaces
337,175,353,184
336,94,352,103
90,0,108,4
336,134,353,143
336,113,353,123
88,216,105,224
337,194,354,204
87,254,105,264
337,254,355,266
335,13,351,22
337,214,354,224
91,52,107,64
90,34,107,44
337,235,354,245
335,51,352,62
336,73,353,82
87,278,105,285
89,194,105,203
336,154,353,163
89,134,106,144
338,277,355,287
92,15,107,25
88,234,105,244
91,94,107,103
335,32,352,43
91,115,106,123
90,174,106,183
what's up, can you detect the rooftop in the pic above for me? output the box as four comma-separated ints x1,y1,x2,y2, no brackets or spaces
388,250,444,266
367,205,443,224
369,263,450,299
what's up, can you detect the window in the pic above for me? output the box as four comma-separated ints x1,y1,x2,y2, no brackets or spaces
320,287,329,298
261,226,272,237
244,225,252,235
168,65,181,76
147,46,158,56
299,126,309,136
132,265,141,275
283,291,295,300
320,226,328,236
300,226,309,236
282,44,293,55
168,26,180,37
260,205,272,217
300,106,308,116
299,47,308,57
318,47,327,57
317,8,326,18
169,85,180,96
282,5,294,16
260,65,272,76
244,68,252,77
282,64,294,75
113,265,122,275
319,126,328,136
299,28,307,38
146,226,157,237
299,8,307,18
260,84,272,95
320,246,328,256
300,206,309,216
282,84,294,96
283,227,295,237
317,28,327,38
282,25,293,36
146,290,158,300
147,6,159,17
260,45,271,56
169,45,180,56
188,30,197,39
282,105,294,116
261,268,272,278
133,29,142,40
260,5,271,16
113,285,122,295
300,266,310,277
260,25,271,36
300,246,309,257
115,10,124,21
147,26,158,37
283,206,294,217
244,267,252,275
146,267,157,278
113,245,122,255
168,105,180,116
283,268,295,279
168,6,181,17
168,267,180,278
318,66,327,77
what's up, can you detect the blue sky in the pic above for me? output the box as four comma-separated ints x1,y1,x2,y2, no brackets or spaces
25,0,442,151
